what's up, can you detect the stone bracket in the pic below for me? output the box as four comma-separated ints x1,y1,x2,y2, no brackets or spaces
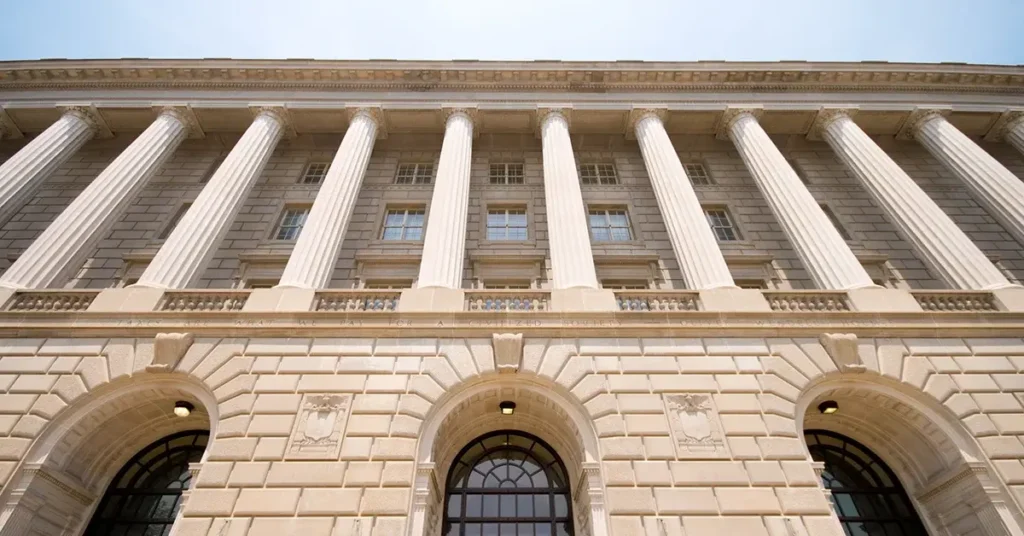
819,332,865,372
147,332,194,372
492,333,523,373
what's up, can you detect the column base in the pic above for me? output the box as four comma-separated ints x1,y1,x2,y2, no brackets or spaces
699,288,772,312
242,288,316,312
398,287,465,312
87,287,165,312
993,286,1024,312
550,288,618,312
847,288,923,312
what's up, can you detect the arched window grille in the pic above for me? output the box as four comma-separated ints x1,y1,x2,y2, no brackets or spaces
444,430,573,536
84,430,208,536
805,429,927,536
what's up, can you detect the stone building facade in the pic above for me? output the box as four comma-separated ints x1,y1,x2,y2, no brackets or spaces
0,59,1021,535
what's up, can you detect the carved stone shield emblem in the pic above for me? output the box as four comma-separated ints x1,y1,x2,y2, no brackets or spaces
664,393,730,459
286,393,351,459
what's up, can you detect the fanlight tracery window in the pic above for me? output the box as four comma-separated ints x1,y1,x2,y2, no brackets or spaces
444,430,573,536
84,430,208,536
805,429,926,536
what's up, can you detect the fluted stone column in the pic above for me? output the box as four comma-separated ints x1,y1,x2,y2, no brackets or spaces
278,108,379,289
634,111,734,289
540,110,617,312
814,109,1012,290
137,108,286,289
1005,114,1024,155
541,110,600,289
904,109,1024,247
722,109,874,290
416,110,474,289
0,108,100,226
0,109,188,289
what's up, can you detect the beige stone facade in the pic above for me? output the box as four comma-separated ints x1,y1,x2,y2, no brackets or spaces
0,59,1022,535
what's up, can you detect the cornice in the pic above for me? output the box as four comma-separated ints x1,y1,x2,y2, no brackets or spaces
3,59,1023,94
2,310,1024,339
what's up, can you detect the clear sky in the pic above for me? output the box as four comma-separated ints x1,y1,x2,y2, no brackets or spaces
0,0,1021,64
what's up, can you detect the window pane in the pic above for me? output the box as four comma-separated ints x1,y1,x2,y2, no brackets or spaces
404,227,423,241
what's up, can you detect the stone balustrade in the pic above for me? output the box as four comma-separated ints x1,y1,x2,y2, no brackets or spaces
615,291,701,311
160,291,250,312
314,291,400,312
465,291,549,311
764,291,851,312
4,290,99,311
912,291,998,312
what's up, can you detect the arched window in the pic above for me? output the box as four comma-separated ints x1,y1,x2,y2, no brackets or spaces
805,429,927,536
85,430,208,536
444,430,573,536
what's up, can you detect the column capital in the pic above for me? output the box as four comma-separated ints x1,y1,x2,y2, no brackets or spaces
983,108,1024,142
896,106,952,140
535,106,572,137
624,107,667,139
807,107,858,141
0,108,22,140
248,104,296,138
346,106,387,139
154,104,205,139
442,106,478,137
57,103,113,139
715,106,764,140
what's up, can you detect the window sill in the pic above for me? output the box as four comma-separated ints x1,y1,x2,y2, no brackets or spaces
368,240,425,248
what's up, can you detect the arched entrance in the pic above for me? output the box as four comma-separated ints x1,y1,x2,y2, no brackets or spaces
806,429,927,536
84,430,208,536
443,430,572,536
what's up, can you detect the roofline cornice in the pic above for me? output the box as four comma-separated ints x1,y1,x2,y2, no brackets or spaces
2,59,1023,95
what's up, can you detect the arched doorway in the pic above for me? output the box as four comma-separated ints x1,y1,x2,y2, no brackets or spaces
83,430,208,535
443,430,573,536
806,429,926,536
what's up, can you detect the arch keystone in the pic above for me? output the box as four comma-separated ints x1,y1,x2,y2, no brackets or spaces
148,332,194,372
492,333,523,374
819,333,865,373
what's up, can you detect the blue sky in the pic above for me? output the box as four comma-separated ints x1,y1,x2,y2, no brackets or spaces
1,0,1022,64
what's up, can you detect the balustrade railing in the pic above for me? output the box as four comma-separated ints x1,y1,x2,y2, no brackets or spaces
615,291,701,311
465,291,549,311
315,291,400,311
912,291,998,312
4,290,99,311
764,291,851,312
160,291,250,311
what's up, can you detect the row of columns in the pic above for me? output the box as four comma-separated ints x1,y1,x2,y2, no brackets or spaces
0,105,1022,293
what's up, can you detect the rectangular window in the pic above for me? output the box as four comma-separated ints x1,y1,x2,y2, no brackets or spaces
158,203,192,240
820,204,852,240
381,208,426,241
199,156,224,184
579,163,618,185
301,162,330,184
245,279,278,289
273,206,310,240
684,163,713,185
484,280,533,290
395,163,434,185
601,279,649,290
486,208,528,241
704,207,740,241
364,280,414,289
588,208,634,242
489,163,525,185
788,158,810,184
